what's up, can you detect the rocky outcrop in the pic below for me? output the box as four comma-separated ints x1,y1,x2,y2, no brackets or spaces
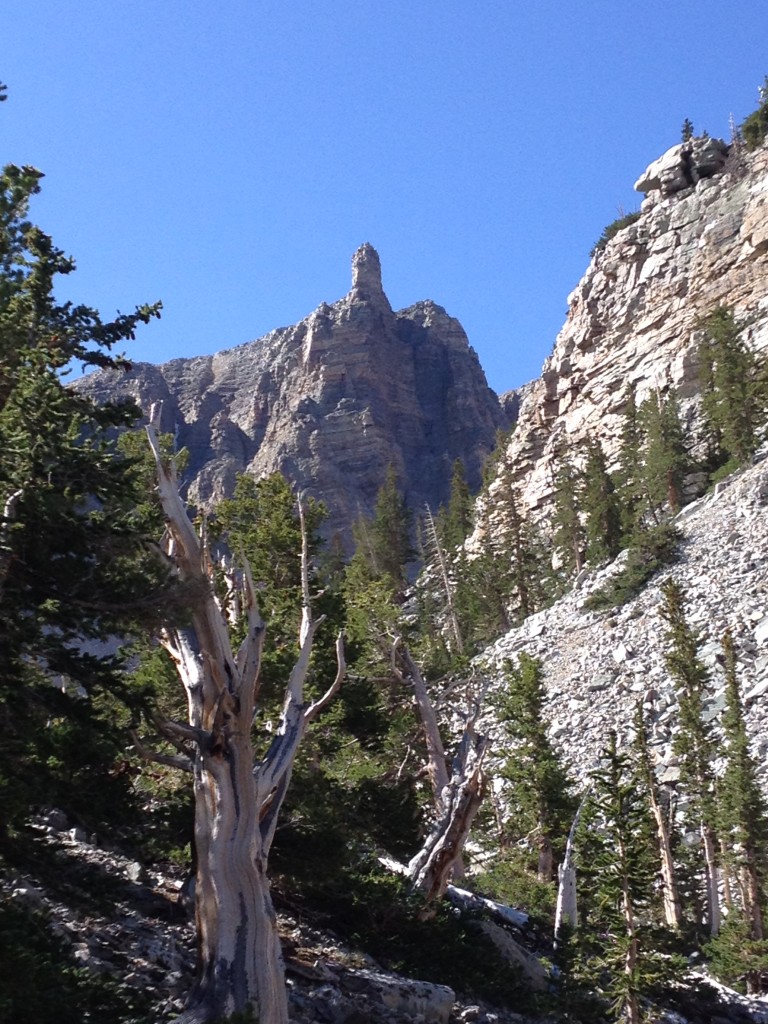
78,244,506,541
483,451,768,796
494,138,768,513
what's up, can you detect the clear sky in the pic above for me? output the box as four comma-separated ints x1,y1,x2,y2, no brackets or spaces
3,1,767,393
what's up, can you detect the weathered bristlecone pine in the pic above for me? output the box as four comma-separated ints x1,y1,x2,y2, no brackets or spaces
58,131,768,1023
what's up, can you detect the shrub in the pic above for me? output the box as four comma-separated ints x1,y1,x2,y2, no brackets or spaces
741,77,768,151
590,210,641,257
584,524,679,611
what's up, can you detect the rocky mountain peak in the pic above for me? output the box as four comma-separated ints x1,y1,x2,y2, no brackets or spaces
77,247,507,541
350,242,386,303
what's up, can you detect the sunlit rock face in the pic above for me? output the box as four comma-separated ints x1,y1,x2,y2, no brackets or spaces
78,244,506,542
492,138,768,514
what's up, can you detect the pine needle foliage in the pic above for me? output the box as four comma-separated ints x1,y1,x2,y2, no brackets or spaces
494,654,576,882
709,629,768,992
698,305,766,474
575,731,679,1024
741,76,768,151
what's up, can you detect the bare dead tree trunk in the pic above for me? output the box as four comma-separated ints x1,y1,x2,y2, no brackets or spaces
393,642,450,805
392,641,487,901
649,785,683,930
554,790,589,940
702,822,721,937
146,428,344,1024
0,488,22,601
422,505,463,655
407,716,488,902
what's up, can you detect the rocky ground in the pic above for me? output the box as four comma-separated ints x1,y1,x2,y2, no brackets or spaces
484,450,768,794
4,810,533,1024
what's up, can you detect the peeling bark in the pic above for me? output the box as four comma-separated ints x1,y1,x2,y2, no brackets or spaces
392,642,488,902
554,791,589,940
145,425,344,1024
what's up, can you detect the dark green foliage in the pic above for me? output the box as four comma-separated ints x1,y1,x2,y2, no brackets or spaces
0,162,174,839
495,462,551,619
741,76,768,151
450,542,513,653
698,305,766,473
294,861,531,1008
352,464,414,596
590,210,641,257
574,732,680,1023
581,437,622,565
706,916,768,996
660,581,716,828
0,897,151,1024
583,523,679,611
437,458,473,550
639,391,687,516
552,454,585,577
214,471,339,697
473,851,557,922
681,118,695,143
494,654,576,881
614,389,645,543
718,630,768,871
710,630,768,991
660,581,721,935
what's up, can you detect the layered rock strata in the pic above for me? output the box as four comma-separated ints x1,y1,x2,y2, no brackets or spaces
494,138,768,513
78,244,506,540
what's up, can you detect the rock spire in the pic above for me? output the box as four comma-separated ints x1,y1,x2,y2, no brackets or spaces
350,242,385,301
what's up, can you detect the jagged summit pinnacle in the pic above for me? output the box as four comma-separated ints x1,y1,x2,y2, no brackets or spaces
350,242,385,300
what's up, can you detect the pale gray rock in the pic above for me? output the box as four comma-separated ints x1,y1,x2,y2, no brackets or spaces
483,458,768,796
480,140,768,522
77,245,507,543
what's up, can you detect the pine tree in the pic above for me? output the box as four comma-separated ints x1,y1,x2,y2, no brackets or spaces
353,464,413,598
437,458,473,550
698,305,766,473
660,580,720,935
708,629,768,992
0,161,171,837
615,389,645,543
495,654,576,882
681,118,695,143
632,702,682,930
575,731,676,1024
581,436,622,565
551,453,585,577
639,391,687,517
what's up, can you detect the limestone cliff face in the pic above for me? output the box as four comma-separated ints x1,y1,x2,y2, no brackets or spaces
498,138,768,512
79,244,505,538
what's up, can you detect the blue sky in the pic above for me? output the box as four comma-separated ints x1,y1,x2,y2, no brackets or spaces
4,1,767,392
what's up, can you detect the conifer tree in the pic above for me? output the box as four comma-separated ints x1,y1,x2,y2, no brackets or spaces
575,731,675,1024
708,629,768,992
551,453,585,577
353,464,413,599
582,436,622,565
640,391,687,517
495,654,575,882
0,160,172,836
632,702,682,930
438,458,473,550
615,389,645,542
698,305,766,472
660,580,720,935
